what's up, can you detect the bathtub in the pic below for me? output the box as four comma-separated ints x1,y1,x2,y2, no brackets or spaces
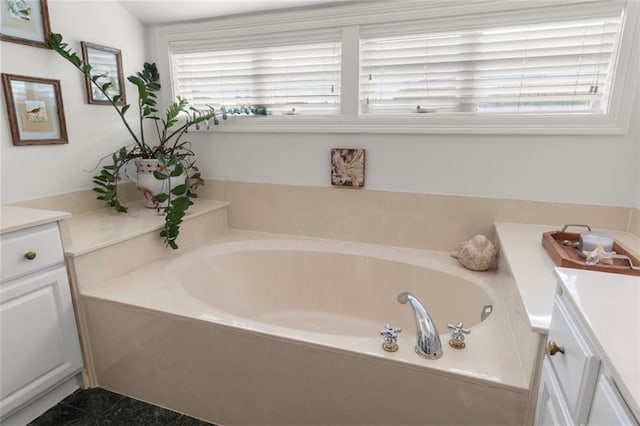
80,231,530,425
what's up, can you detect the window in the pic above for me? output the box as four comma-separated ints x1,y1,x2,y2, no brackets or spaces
360,16,623,115
156,0,638,133
170,31,341,116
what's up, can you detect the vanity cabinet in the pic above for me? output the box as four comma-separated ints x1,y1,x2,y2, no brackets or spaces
535,283,638,426
0,222,83,420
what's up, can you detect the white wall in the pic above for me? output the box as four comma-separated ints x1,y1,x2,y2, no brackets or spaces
0,0,147,204
634,93,640,209
154,2,640,208
2,1,638,208
190,85,640,207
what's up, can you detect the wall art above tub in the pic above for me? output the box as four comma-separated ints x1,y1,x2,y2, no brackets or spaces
331,148,365,188
1,73,68,145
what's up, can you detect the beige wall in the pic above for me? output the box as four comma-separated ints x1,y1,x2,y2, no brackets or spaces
630,208,640,238
13,179,637,251
199,180,631,252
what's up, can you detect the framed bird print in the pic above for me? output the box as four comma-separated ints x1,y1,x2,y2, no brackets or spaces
0,0,52,48
1,73,68,145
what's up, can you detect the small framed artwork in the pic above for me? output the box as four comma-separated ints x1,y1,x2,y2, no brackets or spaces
331,148,365,188
81,42,126,105
1,73,68,145
0,0,51,48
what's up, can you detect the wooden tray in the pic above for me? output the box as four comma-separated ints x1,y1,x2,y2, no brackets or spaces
541,231,640,276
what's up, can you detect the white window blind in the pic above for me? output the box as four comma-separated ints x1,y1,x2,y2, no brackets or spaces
170,32,341,116
360,16,623,115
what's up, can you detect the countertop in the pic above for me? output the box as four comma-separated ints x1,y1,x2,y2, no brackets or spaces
62,199,229,256
0,205,71,234
555,267,640,422
494,222,640,333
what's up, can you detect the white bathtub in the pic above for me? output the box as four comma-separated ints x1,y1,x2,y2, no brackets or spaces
81,231,530,425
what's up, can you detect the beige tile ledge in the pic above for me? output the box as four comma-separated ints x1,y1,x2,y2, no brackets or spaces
0,205,71,234
629,207,640,237
495,222,640,334
61,199,228,257
11,183,142,215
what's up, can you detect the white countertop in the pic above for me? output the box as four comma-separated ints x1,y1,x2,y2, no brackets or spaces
62,199,228,256
494,223,640,333
555,267,640,422
0,205,71,234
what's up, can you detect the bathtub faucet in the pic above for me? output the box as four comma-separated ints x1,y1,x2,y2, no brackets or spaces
397,292,443,359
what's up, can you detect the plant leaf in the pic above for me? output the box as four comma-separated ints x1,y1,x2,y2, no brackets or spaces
153,171,169,180
170,163,184,177
170,184,187,195
154,193,169,203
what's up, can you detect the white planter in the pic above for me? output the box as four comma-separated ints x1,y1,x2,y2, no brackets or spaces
135,159,186,208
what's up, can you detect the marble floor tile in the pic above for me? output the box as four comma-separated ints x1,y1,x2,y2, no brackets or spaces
28,388,216,425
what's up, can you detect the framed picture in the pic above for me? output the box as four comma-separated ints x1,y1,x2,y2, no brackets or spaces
81,41,126,105
331,148,365,188
1,73,68,145
0,0,51,48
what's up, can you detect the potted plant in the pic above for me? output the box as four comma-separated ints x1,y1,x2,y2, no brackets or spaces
48,33,265,249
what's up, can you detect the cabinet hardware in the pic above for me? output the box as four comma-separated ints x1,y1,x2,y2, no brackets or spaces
24,251,37,260
547,340,565,356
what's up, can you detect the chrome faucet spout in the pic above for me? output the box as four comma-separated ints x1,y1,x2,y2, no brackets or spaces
397,292,443,359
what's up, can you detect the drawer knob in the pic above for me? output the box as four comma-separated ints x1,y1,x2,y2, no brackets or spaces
24,251,37,260
547,340,565,356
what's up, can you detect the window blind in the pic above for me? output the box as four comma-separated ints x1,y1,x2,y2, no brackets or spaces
170,35,341,116
360,16,623,114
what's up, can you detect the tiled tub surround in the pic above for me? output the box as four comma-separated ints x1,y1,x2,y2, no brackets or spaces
629,207,640,238
79,231,529,425
61,200,229,387
14,182,638,424
13,180,635,252
198,180,633,251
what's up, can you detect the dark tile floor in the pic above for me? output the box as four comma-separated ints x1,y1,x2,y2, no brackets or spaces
28,388,215,425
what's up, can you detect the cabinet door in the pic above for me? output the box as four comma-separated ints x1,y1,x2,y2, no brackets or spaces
587,375,638,426
535,359,573,426
0,267,83,417
548,295,600,424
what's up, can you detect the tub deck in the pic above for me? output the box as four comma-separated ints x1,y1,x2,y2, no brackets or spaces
80,228,530,393
61,201,534,424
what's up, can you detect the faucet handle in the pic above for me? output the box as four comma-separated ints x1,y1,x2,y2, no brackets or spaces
447,322,470,349
447,322,470,334
380,323,402,352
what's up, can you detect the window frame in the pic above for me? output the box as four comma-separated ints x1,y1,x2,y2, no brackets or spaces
151,0,639,135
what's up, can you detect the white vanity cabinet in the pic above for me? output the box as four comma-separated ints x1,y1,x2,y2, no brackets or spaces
535,271,639,426
0,220,83,422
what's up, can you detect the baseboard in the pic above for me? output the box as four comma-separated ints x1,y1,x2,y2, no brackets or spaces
1,374,82,426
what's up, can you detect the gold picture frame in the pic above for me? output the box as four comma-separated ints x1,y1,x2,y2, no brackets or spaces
2,73,68,145
0,0,51,48
81,41,126,105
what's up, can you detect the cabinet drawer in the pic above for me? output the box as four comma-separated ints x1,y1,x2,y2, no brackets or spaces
1,223,64,282
547,294,601,424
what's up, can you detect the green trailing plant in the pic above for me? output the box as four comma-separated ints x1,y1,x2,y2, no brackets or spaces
48,33,266,249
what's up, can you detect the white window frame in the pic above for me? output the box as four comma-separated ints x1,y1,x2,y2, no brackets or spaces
150,0,639,135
